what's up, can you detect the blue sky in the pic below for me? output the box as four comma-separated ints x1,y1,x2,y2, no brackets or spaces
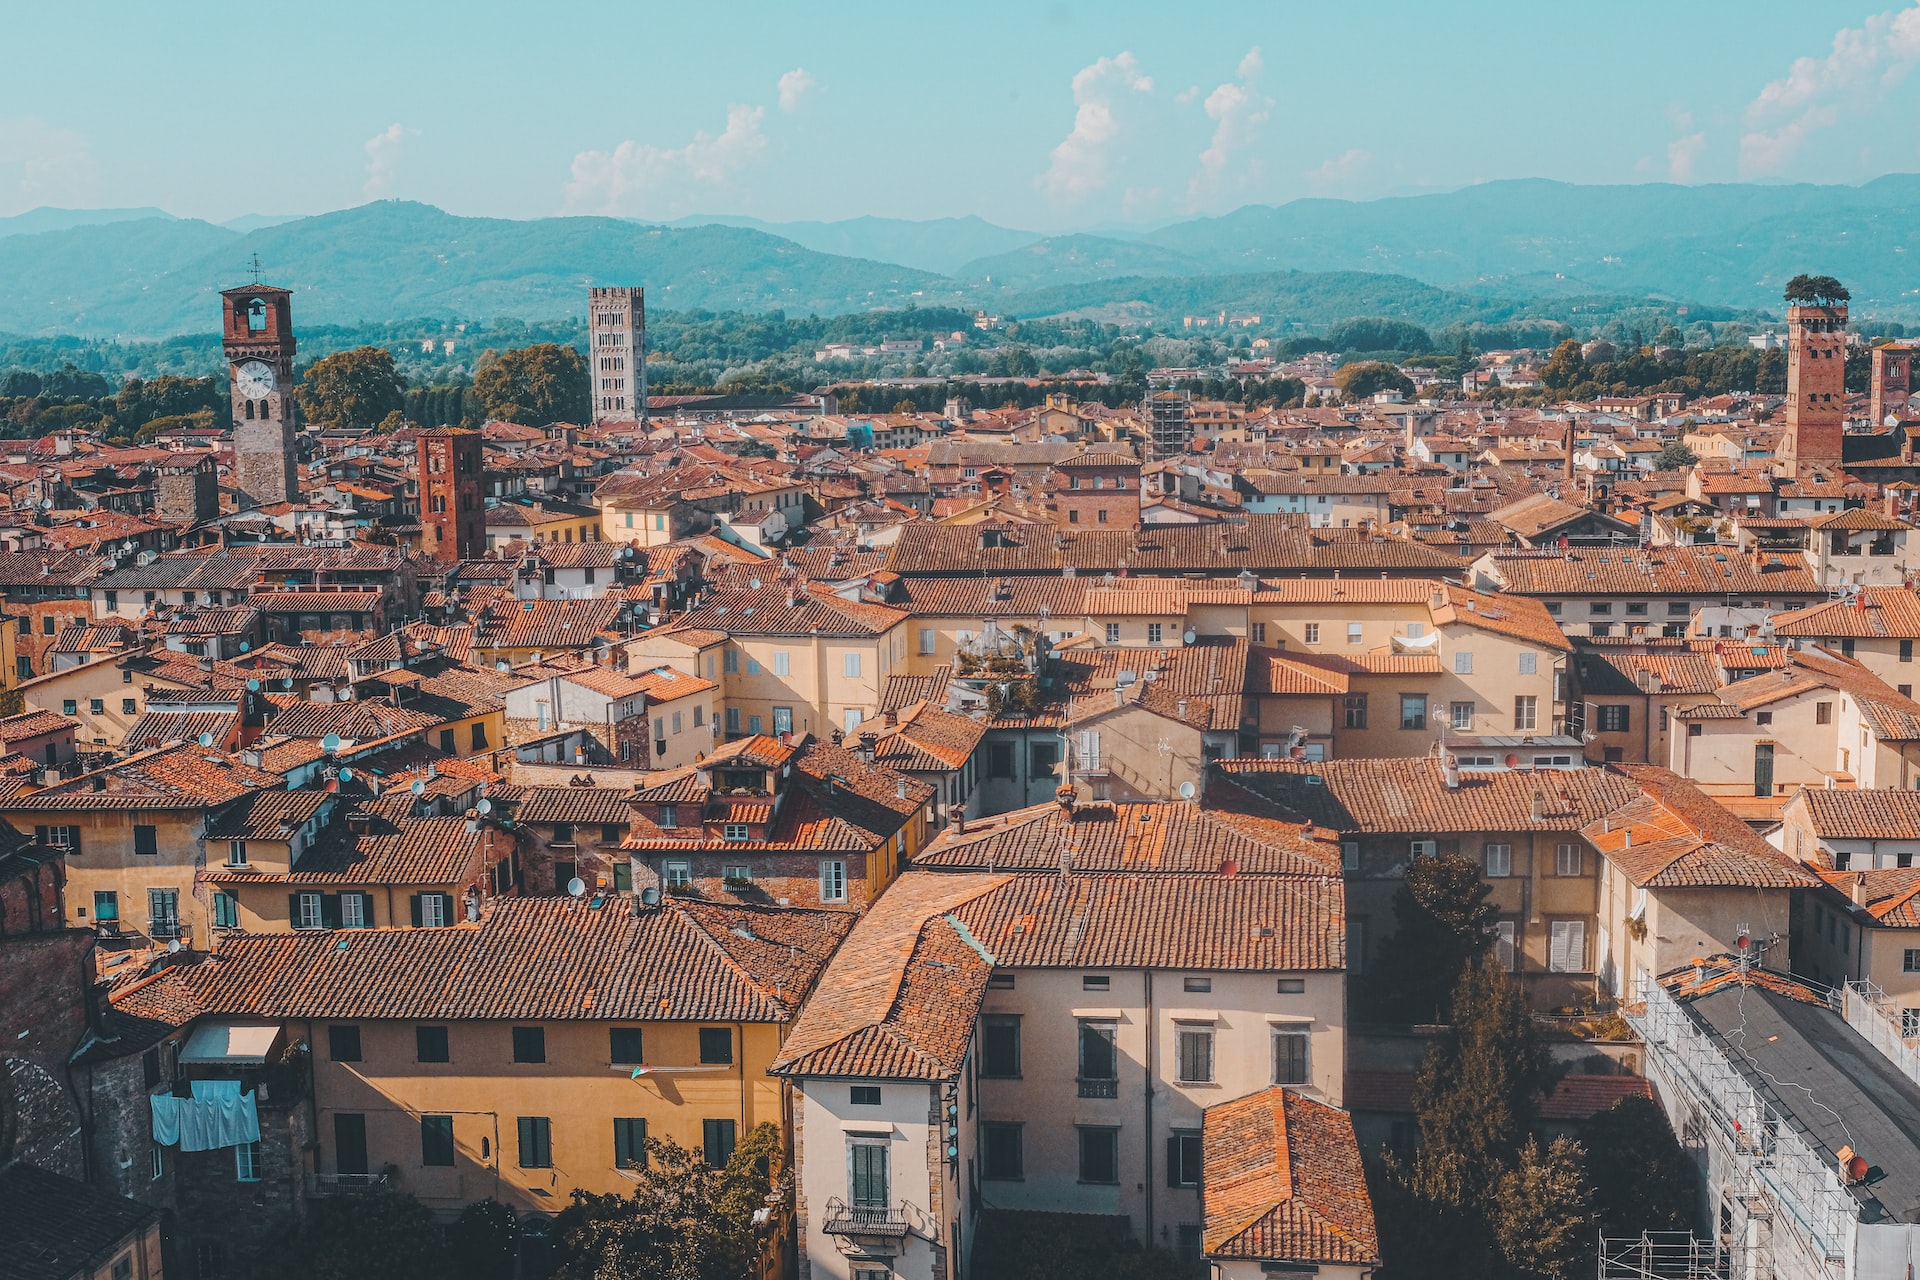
4,1,1919,229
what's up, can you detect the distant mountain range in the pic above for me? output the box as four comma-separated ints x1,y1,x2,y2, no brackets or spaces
5,177,1920,340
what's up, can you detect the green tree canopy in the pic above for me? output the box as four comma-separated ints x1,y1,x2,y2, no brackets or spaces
297,346,408,429
1328,316,1434,353
1583,1095,1696,1234
473,343,589,425
1654,441,1698,471
256,1189,453,1280
1365,852,1498,1022
1783,274,1850,306
1334,360,1415,401
550,1122,784,1280
1538,340,1587,393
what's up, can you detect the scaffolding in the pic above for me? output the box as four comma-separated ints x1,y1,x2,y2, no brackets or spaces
1597,1230,1732,1279
1625,973,1858,1280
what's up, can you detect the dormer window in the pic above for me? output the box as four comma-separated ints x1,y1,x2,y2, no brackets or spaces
724,823,750,842
247,298,267,332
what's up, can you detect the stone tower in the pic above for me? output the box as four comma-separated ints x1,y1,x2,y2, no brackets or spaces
588,286,646,424
220,285,298,508
1779,301,1847,478
418,428,484,562
1872,344,1912,428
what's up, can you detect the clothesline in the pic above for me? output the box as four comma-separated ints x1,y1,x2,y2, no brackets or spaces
150,1079,261,1152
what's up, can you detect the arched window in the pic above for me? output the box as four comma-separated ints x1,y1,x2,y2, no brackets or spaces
247,299,267,332
244,400,255,420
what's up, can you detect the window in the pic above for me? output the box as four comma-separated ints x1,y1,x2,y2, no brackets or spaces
1341,841,1360,872
1083,974,1110,990
226,840,247,867
724,650,739,674
722,864,752,885
147,888,178,939
1450,701,1474,731
422,1115,455,1167
1277,976,1306,995
123,697,138,716
699,1027,733,1065
1304,623,1321,644
517,1116,552,1168
982,1123,1023,1179
746,658,760,676
1755,711,1773,726
1555,843,1583,877
471,722,488,750
512,1026,546,1063
703,1119,737,1167
213,891,238,928
1549,920,1588,973
134,825,158,856
328,1025,362,1062
919,628,936,655
982,1017,1021,1077
819,859,847,903
1905,1010,1920,1039
1148,623,1164,645
1514,696,1538,732
1905,949,1920,973
1176,1026,1214,1083
1347,622,1364,645
235,1141,261,1182
1410,838,1436,859
1454,651,1474,674
664,860,692,888
723,823,750,841
93,890,118,922
1343,693,1368,729
658,805,677,829
62,698,76,716
614,1117,647,1169
850,1085,881,1105
1077,1127,1119,1183
1496,920,1517,971
1167,1130,1203,1187
609,1027,644,1064
1485,843,1512,877
1598,705,1630,733
414,892,451,927
1589,602,1612,616
844,653,862,678
414,1025,450,1063
293,891,324,930
1251,623,1266,643
1272,1029,1310,1085
1817,701,1833,724
1400,695,1427,730
90,699,103,715
1078,1021,1118,1095
1183,976,1212,993
1105,623,1121,644
1518,651,1538,675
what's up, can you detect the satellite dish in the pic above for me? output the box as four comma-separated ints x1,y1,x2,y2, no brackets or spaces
337,685,354,701
1183,628,1197,645
476,798,492,815
1178,781,1196,800
338,767,353,782
167,939,181,953
567,877,587,898
40,499,51,511
197,732,213,747
246,678,261,691
282,676,294,690
321,733,342,753
640,887,660,906
239,640,250,653
410,779,426,796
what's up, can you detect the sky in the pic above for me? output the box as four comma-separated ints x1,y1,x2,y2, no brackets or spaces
5,1,1920,230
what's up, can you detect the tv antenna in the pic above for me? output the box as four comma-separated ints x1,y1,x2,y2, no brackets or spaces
246,254,265,284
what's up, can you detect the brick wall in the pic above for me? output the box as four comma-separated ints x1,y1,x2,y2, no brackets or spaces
0,929,94,1176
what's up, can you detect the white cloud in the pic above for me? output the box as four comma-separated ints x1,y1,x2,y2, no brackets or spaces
1741,3,1920,176
566,103,768,217
1306,148,1372,193
1037,51,1154,204
778,67,817,113
363,123,414,199
0,116,99,215
1175,85,1200,106
1667,131,1706,183
1189,46,1270,207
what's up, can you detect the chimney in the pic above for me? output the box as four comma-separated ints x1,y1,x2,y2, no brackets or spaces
1055,783,1077,819
1530,789,1547,821
1443,754,1461,790
1852,873,1870,909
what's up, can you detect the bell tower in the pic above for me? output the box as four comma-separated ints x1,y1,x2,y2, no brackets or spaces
1779,300,1847,478
221,281,298,509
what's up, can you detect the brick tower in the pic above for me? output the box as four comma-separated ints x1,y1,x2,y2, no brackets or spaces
1872,344,1912,428
221,285,298,508
418,428,484,562
588,286,647,424
1779,301,1847,478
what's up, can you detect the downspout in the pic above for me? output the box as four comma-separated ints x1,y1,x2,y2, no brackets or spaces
1143,968,1155,1248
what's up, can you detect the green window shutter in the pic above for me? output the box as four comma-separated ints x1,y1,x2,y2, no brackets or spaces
289,893,302,924
320,894,342,929
409,894,423,927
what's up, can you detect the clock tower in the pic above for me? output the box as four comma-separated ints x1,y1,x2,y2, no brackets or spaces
221,283,298,509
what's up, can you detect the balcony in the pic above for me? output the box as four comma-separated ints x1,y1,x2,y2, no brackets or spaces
1077,1076,1118,1099
821,1198,908,1240
309,1171,392,1196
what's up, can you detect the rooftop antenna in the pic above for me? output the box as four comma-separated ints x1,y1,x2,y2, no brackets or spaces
246,254,264,284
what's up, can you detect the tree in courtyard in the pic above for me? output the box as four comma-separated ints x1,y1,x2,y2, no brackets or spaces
473,343,589,425
1654,441,1698,471
1783,274,1849,306
256,1189,452,1280
1582,1094,1696,1234
550,1121,785,1280
1364,852,1498,1023
1489,1137,1594,1280
296,346,407,429
1333,360,1415,401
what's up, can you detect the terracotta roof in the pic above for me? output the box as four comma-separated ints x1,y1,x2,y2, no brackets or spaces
0,709,76,742
265,698,442,743
1057,639,1247,731
1793,787,1920,841
885,519,1464,577
514,786,639,827
122,709,237,753
1490,547,1820,597
1582,765,1818,889
1202,1088,1380,1267
474,597,623,651
113,896,851,1024
251,590,383,612
0,743,281,811
0,1162,162,1280
1213,757,1638,833
916,799,1341,877
1771,588,1920,639
208,814,489,887
202,789,332,841
879,667,952,714
665,580,906,638
769,872,1005,1080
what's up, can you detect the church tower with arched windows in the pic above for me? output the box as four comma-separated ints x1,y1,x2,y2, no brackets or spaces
220,284,298,509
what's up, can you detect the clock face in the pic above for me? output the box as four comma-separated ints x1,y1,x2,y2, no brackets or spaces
235,360,276,399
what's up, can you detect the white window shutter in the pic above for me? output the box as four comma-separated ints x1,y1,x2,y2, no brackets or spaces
1549,921,1570,972
1496,921,1516,971
1567,920,1586,972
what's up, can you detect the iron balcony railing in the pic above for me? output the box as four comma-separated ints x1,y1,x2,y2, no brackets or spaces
1077,1076,1119,1099
309,1171,391,1195
821,1197,908,1238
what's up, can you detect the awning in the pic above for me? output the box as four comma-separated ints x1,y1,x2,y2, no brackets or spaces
178,1019,281,1065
